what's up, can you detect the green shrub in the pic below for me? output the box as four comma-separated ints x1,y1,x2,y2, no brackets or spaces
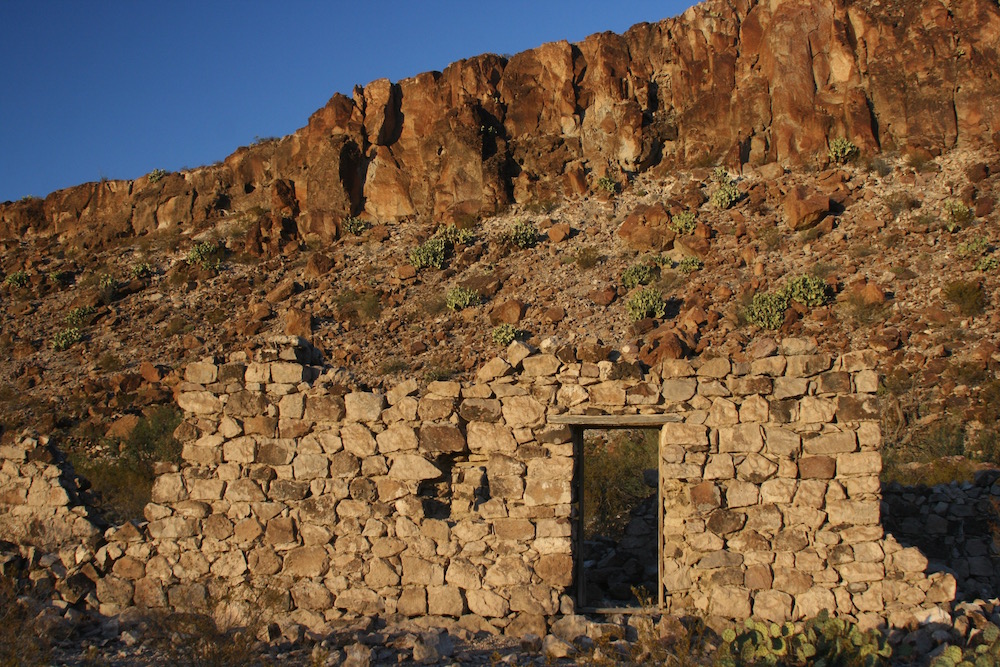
828,137,859,164
343,216,369,236
575,246,601,269
944,199,973,227
130,262,153,279
596,176,618,194
99,273,118,290
491,323,521,347
445,285,479,311
409,237,447,270
717,611,891,667
3,270,28,288
583,429,657,539
147,168,168,183
745,291,789,330
53,327,82,351
626,286,666,321
783,274,830,307
975,255,999,271
499,220,539,249
944,280,985,316
676,256,703,274
435,223,476,246
711,181,740,209
712,167,732,184
65,306,96,327
668,211,697,235
187,241,222,270
957,235,990,257
622,263,657,289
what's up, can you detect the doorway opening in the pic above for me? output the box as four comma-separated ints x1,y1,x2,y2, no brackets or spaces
577,426,660,611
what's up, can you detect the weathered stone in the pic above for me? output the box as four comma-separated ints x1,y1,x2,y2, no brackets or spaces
719,425,764,453
177,391,222,414
345,392,386,422
389,454,442,480
419,424,466,454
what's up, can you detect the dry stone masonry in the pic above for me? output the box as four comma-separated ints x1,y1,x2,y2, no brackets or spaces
0,335,983,637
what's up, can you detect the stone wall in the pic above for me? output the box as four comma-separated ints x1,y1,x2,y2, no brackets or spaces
0,434,101,550
0,335,971,635
883,473,1000,601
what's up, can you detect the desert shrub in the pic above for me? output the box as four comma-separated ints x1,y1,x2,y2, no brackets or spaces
783,274,831,307
408,237,447,270
65,305,96,327
596,176,618,194
435,223,476,246
886,191,920,217
491,323,521,347
130,261,153,279
343,216,369,236
827,137,859,164
445,286,479,311
97,352,123,372
622,262,657,289
711,181,740,209
957,235,990,257
626,286,666,321
745,291,789,330
717,611,891,667
842,291,889,325
48,270,72,286
976,255,999,271
867,156,892,177
676,256,703,274
71,406,181,524
944,280,985,316
499,220,539,249
944,199,973,227
188,241,223,270
668,211,697,235
52,327,82,351
3,270,28,288
575,246,601,269
583,429,657,539
0,574,50,667
147,168,168,183
334,289,382,323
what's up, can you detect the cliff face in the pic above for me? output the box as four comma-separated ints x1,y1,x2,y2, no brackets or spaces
3,0,999,251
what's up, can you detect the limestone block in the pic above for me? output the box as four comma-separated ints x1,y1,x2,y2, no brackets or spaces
147,517,197,539
556,383,589,407
167,583,208,611
387,379,419,405
661,378,697,402
501,396,546,427
660,359,694,377
522,354,561,376
211,551,247,578
97,576,134,607
524,479,571,505
798,457,836,479
826,499,879,525
245,363,270,384
224,390,268,417
760,478,797,504
467,589,510,618
418,396,455,421
376,424,418,453
709,586,750,619
526,457,572,480
786,354,832,377
726,481,760,508
224,479,266,502
397,587,427,616
836,395,880,421
258,439,294,465
705,398,739,426
303,395,345,422
587,382,626,405
401,555,444,586
837,452,882,476
754,590,793,623
282,546,328,577
763,426,801,457
703,454,735,479
719,425,764,453
792,587,835,620
188,479,225,501
477,357,512,383
271,362,305,384
341,423,377,457
780,338,818,355
485,556,532,587
729,376,773,396
455,398,499,423
150,473,187,504
335,588,381,615
751,356,787,377
698,357,731,378
389,454,441,481
345,392,386,422
223,436,258,464
803,431,857,455
277,393,304,420
740,395,769,422
854,370,879,394
837,562,884,583
890,548,929,573
292,580,333,611
838,350,877,372
364,558,401,588
660,423,709,446
177,391,222,415
798,397,836,423
293,453,329,480
427,585,465,616
185,362,218,385
419,424,466,454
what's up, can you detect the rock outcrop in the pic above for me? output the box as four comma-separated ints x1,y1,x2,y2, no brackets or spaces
3,0,999,252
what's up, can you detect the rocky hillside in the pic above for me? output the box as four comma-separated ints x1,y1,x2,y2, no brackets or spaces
0,0,999,492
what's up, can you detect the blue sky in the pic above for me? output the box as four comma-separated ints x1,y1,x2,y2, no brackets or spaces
0,1,695,203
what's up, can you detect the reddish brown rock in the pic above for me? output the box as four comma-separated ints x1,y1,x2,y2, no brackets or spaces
783,186,830,231
618,204,675,251
490,300,525,325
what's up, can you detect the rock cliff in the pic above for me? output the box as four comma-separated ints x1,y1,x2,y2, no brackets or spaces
2,0,999,251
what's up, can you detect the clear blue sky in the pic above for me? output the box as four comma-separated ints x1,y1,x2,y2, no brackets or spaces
0,1,696,203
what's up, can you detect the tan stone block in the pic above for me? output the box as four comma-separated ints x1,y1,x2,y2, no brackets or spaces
223,436,258,464
344,392,385,422
376,424,417,453
826,499,879,525
703,454,735,479
556,383,589,407
890,547,928,573
739,395,769,422
389,454,441,481
335,587,382,614
698,357,731,378
803,431,857,455
185,362,218,385
418,396,454,421
477,357,512,383
467,589,510,618
147,517,197,539
341,423,376,457
397,587,427,616
754,590,793,623
786,354,832,378
798,456,836,479
709,586,750,619
838,562,884,583
364,558,400,588
524,479,571,505
178,391,222,415
427,380,461,397
836,395,880,421
661,378,697,402
224,479,266,502
427,585,465,616
660,423,709,446
501,396,546,427
277,393,304,420
798,397,836,423
188,479,225,501
706,397,739,426
211,551,247,578
837,452,881,476
282,546,328,577
522,354,561,376
772,376,808,399
587,382,626,405
245,362,270,384
303,395,345,422
726,480,760,508
150,473,187,504
760,478,797,504
419,423,466,454
763,426,801,457
854,370,879,393
751,356,787,377
719,424,764,453
792,587,835,620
